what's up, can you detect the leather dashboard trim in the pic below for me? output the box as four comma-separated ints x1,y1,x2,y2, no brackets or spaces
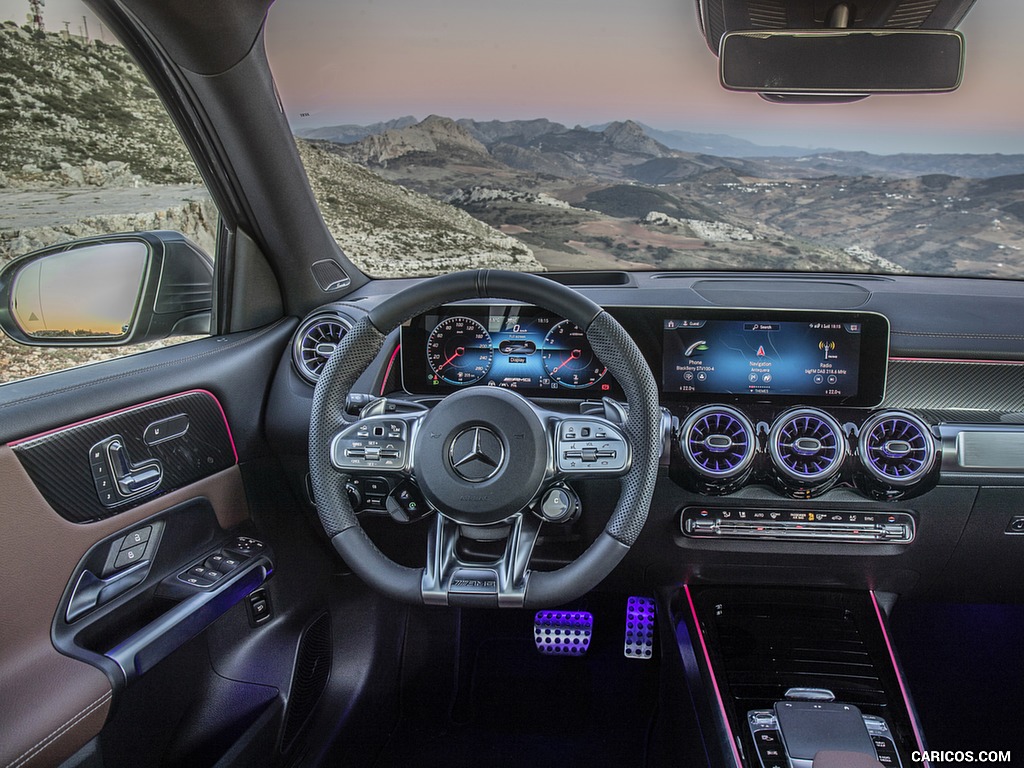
0,446,248,768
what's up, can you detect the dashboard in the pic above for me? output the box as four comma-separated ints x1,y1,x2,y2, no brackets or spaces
270,271,1024,603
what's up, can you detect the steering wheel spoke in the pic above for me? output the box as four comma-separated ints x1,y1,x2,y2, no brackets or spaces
548,413,632,479
422,512,543,608
329,411,424,476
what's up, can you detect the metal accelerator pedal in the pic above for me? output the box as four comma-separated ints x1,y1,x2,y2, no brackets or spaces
624,596,656,659
533,610,594,655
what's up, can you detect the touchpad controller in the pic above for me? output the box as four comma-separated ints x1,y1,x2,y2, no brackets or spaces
748,702,900,768
776,701,876,764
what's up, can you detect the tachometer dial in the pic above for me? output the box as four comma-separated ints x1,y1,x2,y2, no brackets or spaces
427,316,494,385
541,320,607,389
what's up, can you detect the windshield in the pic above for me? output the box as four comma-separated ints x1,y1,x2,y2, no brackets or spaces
268,0,1024,279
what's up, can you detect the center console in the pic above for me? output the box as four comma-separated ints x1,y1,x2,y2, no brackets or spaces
676,587,927,768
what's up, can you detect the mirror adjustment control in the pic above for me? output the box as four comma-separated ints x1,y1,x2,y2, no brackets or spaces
224,536,265,559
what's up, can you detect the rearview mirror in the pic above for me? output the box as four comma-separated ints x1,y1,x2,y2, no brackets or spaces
0,231,213,346
720,29,964,96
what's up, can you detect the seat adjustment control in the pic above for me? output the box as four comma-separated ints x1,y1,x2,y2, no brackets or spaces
89,436,163,507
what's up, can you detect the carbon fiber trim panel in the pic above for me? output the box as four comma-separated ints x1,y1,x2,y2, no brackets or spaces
10,391,236,524
883,360,1024,413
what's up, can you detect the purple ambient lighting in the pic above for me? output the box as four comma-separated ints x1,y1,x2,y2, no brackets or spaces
534,610,593,656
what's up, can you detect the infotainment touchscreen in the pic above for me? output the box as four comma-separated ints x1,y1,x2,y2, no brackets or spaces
661,311,889,406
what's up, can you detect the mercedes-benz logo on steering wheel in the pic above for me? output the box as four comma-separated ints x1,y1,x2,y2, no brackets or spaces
448,426,505,482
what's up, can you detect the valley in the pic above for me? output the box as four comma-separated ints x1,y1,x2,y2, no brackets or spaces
319,115,1024,277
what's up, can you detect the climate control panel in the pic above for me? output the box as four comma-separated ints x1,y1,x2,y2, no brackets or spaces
681,506,916,544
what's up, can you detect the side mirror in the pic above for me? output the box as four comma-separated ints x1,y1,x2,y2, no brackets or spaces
0,231,213,347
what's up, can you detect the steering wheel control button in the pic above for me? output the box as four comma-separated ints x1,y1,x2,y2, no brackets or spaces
534,610,593,656
143,414,190,446
539,486,579,523
387,481,430,523
114,542,148,569
556,419,629,474
449,426,505,482
332,417,409,471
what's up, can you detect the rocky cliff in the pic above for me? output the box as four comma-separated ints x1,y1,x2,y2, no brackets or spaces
0,27,537,279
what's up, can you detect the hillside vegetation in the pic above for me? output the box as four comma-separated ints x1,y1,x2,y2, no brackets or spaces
0,25,541,381
0,24,538,278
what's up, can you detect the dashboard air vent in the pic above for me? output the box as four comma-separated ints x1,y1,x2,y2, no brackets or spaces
292,312,352,384
681,406,756,480
769,408,846,483
860,412,935,486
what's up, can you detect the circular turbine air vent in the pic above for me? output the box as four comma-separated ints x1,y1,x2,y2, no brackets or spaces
292,312,352,384
680,405,756,480
859,411,935,487
769,408,846,484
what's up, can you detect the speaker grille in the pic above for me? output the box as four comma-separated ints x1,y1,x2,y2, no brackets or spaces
310,259,351,292
281,612,332,752
885,0,939,27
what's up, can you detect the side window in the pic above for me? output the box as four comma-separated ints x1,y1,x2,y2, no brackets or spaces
0,21,216,385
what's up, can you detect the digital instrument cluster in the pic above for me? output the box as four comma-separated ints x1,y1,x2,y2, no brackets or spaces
401,306,619,396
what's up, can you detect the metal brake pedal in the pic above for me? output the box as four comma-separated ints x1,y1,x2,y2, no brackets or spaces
534,610,593,656
624,596,656,659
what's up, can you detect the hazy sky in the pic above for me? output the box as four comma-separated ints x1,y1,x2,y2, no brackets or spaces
4,0,1024,154
264,0,1024,155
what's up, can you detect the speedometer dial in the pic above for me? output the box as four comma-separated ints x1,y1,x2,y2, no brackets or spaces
427,316,494,385
541,320,607,389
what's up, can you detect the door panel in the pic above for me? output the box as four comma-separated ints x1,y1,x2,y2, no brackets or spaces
0,320,293,768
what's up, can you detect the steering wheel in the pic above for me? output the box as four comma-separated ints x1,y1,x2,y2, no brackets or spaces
309,270,661,608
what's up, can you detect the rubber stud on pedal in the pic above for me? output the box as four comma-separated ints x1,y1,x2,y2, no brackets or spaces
534,610,593,656
624,596,655,659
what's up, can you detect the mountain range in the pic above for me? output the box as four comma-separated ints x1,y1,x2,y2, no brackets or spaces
309,113,1024,278
300,115,1024,179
